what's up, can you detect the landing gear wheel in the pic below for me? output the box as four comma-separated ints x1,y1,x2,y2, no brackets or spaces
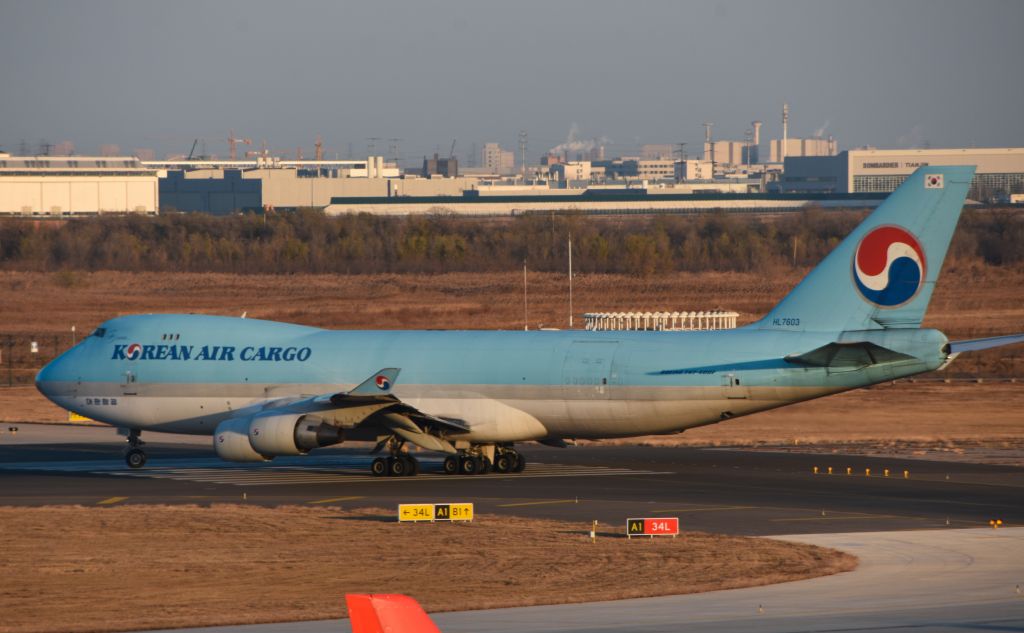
512,452,526,473
387,456,408,477
443,455,459,475
125,448,147,469
493,454,511,473
370,457,387,477
459,455,478,475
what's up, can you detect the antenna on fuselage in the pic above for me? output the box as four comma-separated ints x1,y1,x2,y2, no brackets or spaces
241,311,247,319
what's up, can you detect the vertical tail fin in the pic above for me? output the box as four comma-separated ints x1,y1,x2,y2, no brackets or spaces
755,165,975,332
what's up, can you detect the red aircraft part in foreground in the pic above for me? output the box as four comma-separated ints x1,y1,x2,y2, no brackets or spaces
347,593,441,633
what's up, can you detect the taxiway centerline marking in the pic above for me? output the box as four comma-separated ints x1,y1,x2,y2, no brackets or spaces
771,514,908,522
307,496,365,504
98,464,671,486
497,499,580,508
651,505,756,513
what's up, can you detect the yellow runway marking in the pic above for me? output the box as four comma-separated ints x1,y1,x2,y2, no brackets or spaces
497,499,578,508
307,496,365,505
96,496,128,505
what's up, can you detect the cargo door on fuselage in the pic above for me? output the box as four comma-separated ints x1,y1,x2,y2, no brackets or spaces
562,341,620,400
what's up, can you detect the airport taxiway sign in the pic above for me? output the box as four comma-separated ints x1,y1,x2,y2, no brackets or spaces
399,503,474,522
627,517,679,538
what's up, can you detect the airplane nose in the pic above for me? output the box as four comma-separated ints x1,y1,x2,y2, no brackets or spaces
35,358,59,397
36,349,74,401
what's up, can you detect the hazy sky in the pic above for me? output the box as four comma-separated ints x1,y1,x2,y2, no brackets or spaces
2,0,1022,163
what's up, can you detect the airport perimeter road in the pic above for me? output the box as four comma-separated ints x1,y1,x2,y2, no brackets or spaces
138,528,1024,633
1,423,1022,536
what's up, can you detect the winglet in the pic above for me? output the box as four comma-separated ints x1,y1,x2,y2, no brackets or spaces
347,593,441,633
348,368,401,396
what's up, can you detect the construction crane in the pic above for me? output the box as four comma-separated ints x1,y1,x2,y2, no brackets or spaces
449,139,457,160
187,139,199,160
227,130,252,161
315,135,324,161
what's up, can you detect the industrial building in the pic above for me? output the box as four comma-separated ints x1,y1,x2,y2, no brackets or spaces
422,153,458,178
481,143,516,176
0,154,159,215
676,159,714,181
768,137,837,162
781,147,1024,200
152,157,401,213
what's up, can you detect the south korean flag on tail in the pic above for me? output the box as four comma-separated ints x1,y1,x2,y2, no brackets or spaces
924,173,944,189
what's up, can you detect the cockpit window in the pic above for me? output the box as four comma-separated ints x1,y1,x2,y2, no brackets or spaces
91,328,107,338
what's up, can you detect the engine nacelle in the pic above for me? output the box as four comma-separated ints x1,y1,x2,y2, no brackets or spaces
214,417,270,463
214,414,345,462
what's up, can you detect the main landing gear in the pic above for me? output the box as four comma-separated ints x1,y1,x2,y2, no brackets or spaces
124,429,147,469
366,442,527,477
370,454,420,477
442,446,526,476
369,437,420,477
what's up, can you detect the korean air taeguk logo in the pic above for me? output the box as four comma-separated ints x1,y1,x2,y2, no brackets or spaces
852,225,926,308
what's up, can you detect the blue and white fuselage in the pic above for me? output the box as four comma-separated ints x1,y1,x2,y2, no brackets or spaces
37,317,949,439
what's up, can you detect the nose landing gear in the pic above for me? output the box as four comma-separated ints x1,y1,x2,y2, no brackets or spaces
124,429,147,469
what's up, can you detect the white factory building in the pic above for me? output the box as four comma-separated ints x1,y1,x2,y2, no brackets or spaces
0,154,159,215
781,147,1024,200
768,137,837,163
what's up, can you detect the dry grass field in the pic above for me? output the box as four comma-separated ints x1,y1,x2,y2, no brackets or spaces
2,265,1021,338
0,504,855,633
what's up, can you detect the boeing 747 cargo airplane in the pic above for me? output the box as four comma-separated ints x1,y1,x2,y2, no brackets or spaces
35,166,1024,475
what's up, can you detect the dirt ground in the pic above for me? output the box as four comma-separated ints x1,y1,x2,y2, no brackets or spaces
0,504,855,633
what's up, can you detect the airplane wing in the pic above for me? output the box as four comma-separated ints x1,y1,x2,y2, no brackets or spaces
948,333,1024,353
307,368,463,454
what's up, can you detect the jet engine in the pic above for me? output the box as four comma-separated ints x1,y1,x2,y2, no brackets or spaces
214,414,345,462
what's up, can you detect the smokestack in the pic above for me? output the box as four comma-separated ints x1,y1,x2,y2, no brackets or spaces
781,103,789,163
702,122,714,164
751,120,762,164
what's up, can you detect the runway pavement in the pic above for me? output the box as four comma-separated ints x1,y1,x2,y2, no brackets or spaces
1,423,1021,536
4,423,1023,632
135,527,1024,633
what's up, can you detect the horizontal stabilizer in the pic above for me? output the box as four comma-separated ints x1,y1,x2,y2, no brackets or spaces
949,333,1024,353
786,341,918,369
